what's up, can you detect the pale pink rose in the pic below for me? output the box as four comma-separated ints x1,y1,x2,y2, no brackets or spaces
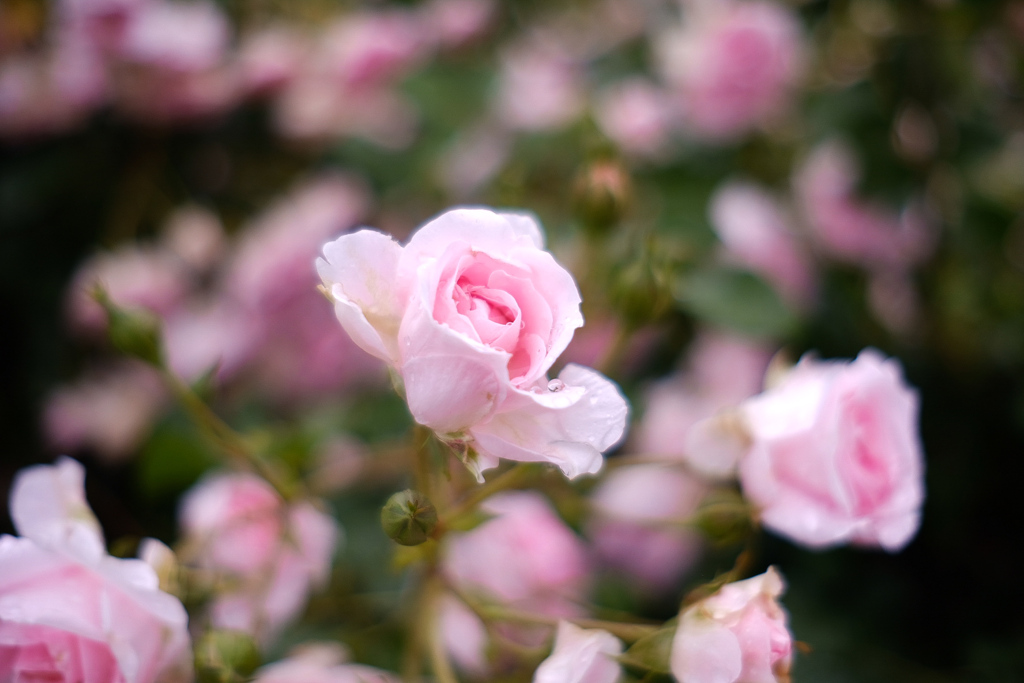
318,208,629,479
0,457,192,683
739,349,925,550
66,244,190,335
444,491,590,606
43,361,167,461
671,567,791,683
709,182,816,310
594,78,675,160
793,141,938,271
179,472,340,644
588,465,705,592
317,12,428,91
253,646,399,683
533,621,622,683
162,301,258,383
494,41,585,132
657,0,803,141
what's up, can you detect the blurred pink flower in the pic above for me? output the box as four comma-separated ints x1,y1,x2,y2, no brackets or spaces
112,0,240,122
236,26,308,96
161,203,227,272
671,567,792,683
253,644,399,683
494,40,585,132
594,78,675,160
444,491,590,607
657,0,803,141
439,594,489,676
740,349,925,551
66,244,190,335
710,181,816,309
793,140,938,271
533,621,622,683
588,464,706,592
0,457,192,683
179,472,340,644
43,361,166,461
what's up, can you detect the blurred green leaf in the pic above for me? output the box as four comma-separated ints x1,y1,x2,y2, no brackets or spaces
138,421,218,499
673,266,799,339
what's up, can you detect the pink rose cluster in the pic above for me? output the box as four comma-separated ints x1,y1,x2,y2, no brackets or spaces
178,472,340,645
0,457,192,683
318,207,629,479
0,0,494,139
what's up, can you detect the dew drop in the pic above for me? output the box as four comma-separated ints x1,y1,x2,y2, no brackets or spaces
547,379,565,392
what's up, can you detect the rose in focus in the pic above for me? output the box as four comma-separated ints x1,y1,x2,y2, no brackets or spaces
740,349,925,551
318,207,629,479
0,457,192,683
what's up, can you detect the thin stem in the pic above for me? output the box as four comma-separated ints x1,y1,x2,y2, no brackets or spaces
443,464,538,523
425,576,460,683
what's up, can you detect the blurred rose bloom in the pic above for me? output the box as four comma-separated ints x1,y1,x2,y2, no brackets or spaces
494,39,585,132
179,472,340,644
594,78,676,160
657,0,803,141
441,491,591,672
533,621,622,683
588,464,706,594
794,140,937,271
0,457,192,683
739,349,925,551
671,567,792,683
252,644,400,683
710,181,816,310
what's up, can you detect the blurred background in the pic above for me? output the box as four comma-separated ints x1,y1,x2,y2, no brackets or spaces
2,0,1024,680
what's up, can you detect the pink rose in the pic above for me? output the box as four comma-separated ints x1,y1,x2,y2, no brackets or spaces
178,472,340,644
0,457,192,683
671,567,792,683
318,207,629,479
594,78,675,160
533,621,622,683
657,0,803,141
739,349,925,551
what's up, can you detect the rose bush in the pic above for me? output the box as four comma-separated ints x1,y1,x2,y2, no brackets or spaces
739,349,925,550
0,457,192,683
317,207,628,478
671,567,792,683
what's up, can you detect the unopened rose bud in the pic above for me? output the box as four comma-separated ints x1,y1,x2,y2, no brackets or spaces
573,160,632,237
93,287,164,366
381,489,438,546
195,630,261,683
610,241,675,327
620,626,676,677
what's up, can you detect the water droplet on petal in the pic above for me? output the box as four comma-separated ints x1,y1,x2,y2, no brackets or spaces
547,379,565,392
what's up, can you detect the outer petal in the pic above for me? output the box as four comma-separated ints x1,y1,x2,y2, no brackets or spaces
401,208,545,267
470,364,628,478
9,456,105,562
671,617,743,683
533,621,622,683
317,230,404,364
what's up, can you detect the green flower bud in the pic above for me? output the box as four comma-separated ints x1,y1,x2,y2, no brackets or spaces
195,630,261,683
573,160,632,238
619,626,676,676
381,489,438,546
93,287,163,366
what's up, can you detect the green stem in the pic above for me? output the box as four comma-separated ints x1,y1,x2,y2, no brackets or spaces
443,464,538,523
425,576,460,683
